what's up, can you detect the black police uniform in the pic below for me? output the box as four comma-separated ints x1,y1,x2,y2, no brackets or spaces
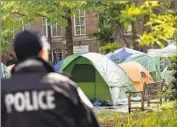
1,57,99,127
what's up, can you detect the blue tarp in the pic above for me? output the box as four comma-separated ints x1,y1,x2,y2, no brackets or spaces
109,48,132,60
107,47,144,61
90,98,113,106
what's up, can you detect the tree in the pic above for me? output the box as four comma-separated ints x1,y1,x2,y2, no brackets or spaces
99,42,122,54
2,1,177,55
1,1,86,57
89,1,131,47
91,1,177,50
119,1,177,48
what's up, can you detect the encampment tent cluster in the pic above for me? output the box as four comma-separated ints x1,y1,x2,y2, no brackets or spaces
107,47,162,81
53,44,175,106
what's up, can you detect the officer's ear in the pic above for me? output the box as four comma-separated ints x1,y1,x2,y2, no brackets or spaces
38,49,49,61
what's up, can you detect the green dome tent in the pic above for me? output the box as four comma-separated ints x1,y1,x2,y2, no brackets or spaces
59,53,135,105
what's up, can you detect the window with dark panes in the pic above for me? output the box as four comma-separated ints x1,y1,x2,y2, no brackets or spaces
42,18,48,37
51,21,61,37
42,18,61,37
53,48,62,62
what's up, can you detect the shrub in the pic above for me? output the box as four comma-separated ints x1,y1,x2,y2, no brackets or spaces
99,42,122,54
164,55,177,101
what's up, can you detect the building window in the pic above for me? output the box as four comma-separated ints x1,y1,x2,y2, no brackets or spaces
124,24,132,36
52,48,62,62
42,18,61,37
74,10,86,36
51,21,61,37
42,18,48,37
11,20,30,40
22,20,30,30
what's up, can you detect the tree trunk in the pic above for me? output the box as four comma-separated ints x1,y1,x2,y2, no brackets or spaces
65,8,73,57
131,21,138,50
131,1,144,51
122,37,130,48
47,25,53,62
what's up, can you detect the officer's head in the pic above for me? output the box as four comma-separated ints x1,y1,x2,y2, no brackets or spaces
14,30,50,62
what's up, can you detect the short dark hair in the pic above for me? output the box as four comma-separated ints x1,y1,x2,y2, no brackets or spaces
14,30,43,61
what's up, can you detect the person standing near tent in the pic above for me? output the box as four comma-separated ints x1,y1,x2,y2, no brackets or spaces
1,30,99,127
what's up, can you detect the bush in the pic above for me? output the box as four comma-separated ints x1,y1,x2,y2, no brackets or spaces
164,55,177,101
99,42,122,54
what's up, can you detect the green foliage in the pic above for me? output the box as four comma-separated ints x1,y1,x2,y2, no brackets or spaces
119,2,141,28
119,1,177,47
169,55,177,100
99,42,122,54
138,13,177,47
93,1,177,48
120,1,159,28
90,2,128,45
138,2,177,47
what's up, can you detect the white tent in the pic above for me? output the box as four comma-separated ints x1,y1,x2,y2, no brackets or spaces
148,43,177,57
105,52,113,58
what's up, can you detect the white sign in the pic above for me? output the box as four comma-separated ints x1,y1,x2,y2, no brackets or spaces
73,45,89,54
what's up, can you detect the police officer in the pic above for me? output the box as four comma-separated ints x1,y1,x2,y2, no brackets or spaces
1,30,99,127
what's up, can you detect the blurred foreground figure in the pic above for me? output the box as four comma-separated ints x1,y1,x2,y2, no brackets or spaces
1,30,99,127
0,63,11,79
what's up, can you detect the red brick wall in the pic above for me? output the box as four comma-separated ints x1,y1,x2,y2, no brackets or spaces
30,18,43,34
2,12,100,63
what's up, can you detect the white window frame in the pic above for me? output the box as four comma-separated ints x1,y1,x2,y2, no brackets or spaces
42,18,48,37
42,18,61,38
74,10,86,36
51,21,61,37
22,19,30,31
12,19,30,39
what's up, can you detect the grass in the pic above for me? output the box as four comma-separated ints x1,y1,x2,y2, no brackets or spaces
96,101,177,127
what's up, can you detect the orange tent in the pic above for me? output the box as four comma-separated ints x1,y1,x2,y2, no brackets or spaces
119,62,153,91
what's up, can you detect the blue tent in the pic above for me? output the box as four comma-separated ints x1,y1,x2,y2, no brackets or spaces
53,59,64,72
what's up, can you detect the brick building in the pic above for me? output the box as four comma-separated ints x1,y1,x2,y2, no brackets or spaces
2,11,100,64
